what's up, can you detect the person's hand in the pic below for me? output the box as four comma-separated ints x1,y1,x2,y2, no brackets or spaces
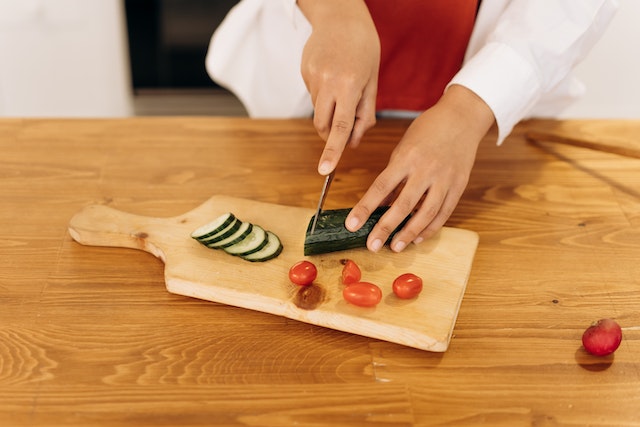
345,85,495,252
298,0,380,175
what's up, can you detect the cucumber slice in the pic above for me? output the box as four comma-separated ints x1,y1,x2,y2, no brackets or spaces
224,225,268,256
191,212,283,262
207,221,253,249
197,217,241,244
241,231,283,262
191,212,236,240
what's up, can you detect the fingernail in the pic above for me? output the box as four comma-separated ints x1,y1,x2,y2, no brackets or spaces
346,216,360,231
318,161,332,175
370,239,383,252
393,241,406,252
413,237,424,245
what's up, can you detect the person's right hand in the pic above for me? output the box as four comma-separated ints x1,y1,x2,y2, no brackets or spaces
298,0,380,175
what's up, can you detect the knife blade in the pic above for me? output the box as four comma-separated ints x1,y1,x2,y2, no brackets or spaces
309,171,335,235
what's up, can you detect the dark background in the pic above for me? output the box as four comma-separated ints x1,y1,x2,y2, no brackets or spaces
125,0,239,89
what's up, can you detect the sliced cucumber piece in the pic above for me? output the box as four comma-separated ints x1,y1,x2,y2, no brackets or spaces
241,231,283,262
192,212,283,262
197,217,241,244
191,212,236,240
224,225,268,256
207,221,253,249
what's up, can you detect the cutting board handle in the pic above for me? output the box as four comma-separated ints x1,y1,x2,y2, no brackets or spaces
68,204,167,260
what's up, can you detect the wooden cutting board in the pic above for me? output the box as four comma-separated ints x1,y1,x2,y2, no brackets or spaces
68,195,479,352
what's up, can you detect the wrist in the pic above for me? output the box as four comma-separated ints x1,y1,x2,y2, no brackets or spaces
440,84,495,137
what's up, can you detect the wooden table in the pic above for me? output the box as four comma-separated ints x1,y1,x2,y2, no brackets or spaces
1,117,639,426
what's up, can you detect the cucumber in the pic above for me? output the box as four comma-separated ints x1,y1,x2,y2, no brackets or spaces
190,212,236,240
197,217,241,244
224,225,268,256
191,213,283,262
206,221,253,249
241,231,283,262
303,206,410,256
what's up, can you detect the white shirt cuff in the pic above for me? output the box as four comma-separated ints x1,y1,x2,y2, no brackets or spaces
449,41,542,145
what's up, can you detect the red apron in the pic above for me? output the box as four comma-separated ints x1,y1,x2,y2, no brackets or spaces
364,0,478,112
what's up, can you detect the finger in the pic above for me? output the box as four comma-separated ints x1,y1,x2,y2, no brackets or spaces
312,92,337,142
317,99,358,175
368,180,438,253
345,169,404,240
349,82,378,149
388,185,447,252
413,187,464,243
380,181,404,206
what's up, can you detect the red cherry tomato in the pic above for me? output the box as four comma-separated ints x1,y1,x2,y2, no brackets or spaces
341,259,362,285
288,260,317,286
343,282,382,307
392,273,423,299
582,318,622,356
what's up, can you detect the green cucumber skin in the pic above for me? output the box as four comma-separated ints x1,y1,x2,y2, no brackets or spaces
242,242,283,262
210,223,254,249
196,218,241,244
303,206,409,256
191,213,236,240
192,215,284,262
241,232,283,262
224,226,269,256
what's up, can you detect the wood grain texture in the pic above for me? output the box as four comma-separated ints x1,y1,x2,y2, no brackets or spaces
526,119,640,159
68,195,478,352
2,117,640,426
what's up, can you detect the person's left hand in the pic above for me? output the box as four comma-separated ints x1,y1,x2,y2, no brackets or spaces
345,84,495,252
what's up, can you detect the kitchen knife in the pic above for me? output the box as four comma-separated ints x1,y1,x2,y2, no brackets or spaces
309,171,335,235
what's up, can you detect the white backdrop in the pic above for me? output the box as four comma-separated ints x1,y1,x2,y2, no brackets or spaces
0,0,132,117
559,0,640,119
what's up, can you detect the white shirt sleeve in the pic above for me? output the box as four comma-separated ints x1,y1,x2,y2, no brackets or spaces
450,0,619,144
281,0,298,24
205,0,312,118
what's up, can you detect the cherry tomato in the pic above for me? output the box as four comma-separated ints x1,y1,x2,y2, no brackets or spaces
343,282,382,307
341,259,362,285
288,260,317,286
392,273,423,299
582,318,622,356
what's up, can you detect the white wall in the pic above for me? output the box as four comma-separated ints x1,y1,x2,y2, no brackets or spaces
0,0,132,117
559,0,640,119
